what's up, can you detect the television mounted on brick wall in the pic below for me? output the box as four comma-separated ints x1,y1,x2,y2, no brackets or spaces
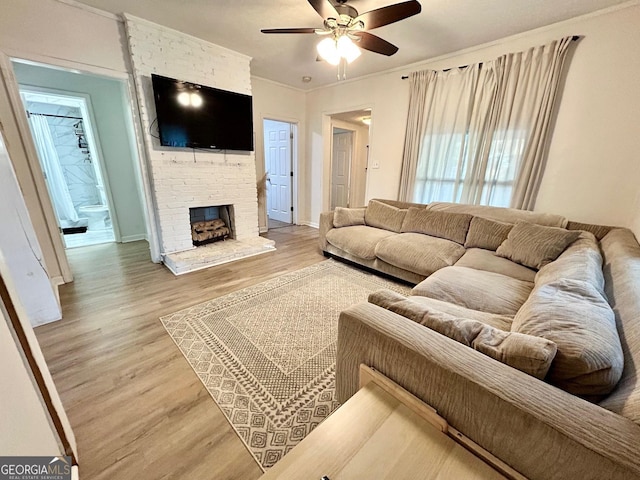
151,74,254,151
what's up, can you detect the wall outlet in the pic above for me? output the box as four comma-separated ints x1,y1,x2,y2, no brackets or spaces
371,162,380,169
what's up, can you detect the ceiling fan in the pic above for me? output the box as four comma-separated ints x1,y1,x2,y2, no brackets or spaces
261,0,421,67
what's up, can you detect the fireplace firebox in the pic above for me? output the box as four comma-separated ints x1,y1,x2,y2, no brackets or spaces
189,205,234,247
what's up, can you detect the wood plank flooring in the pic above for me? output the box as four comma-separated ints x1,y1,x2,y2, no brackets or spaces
34,226,325,480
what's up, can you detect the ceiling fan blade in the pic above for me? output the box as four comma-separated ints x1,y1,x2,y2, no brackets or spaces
352,32,399,56
355,0,422,30
307,0,340,20
261,28,318,34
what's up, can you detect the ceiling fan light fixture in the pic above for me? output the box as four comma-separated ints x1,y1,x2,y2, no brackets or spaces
316,37,341,65
190,92,203,107
317,34,361,66
177,92,191,106
337,35,361,63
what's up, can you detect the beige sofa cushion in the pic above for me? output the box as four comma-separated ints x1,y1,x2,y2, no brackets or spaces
364,199,406,233
375,233,465,277
455,248,536,283
401,207,472,245
412,266,533,315
598,228,640,424
427,202,568,227
496,222,581,270
333,207,366,228
535,231,605,295
464,217,513,251
513,279,624,396
369,289,557,379
326,225,396,260
393,294,514,331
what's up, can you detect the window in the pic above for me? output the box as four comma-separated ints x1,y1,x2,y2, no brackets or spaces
413,129,527,208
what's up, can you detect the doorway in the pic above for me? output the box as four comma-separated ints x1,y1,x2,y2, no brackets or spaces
331,128,353,209
20,89,116,248
329,109,371,209
263,119,296,229
8,58,148,266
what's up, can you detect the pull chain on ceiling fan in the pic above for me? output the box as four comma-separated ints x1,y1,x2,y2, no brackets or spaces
261,0,422,80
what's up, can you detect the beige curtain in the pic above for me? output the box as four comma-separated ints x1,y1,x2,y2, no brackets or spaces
398,70,436,201
399,36,574,209
500,37,574,209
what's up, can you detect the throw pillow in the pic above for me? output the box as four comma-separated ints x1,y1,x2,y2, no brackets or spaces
512,279,624,396
369,289,557,379
401,207,472,245
496,222,581,269
333,207,366,228
364,200,407,233
464,216,513,251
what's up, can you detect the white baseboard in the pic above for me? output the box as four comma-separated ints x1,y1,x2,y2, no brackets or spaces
259,226,268,233
50,275,65,306
121,234,147,243
300,221,319,229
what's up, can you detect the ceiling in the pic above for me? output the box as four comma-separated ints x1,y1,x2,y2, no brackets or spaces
73,0,629,89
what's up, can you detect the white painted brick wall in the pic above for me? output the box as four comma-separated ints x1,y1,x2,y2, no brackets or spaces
123,15,258,254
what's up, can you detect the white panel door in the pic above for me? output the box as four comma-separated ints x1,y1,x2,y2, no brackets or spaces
263,119,292,223
331,131,353,209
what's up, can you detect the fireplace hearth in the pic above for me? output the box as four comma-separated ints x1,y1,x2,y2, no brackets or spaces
189,205,234,247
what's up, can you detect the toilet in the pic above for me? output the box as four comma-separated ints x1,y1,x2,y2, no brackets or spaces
78,205,109,231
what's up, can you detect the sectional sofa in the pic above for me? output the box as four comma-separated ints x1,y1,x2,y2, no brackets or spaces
318,199,640,480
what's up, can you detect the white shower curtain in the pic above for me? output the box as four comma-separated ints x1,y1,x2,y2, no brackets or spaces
28,115,79,223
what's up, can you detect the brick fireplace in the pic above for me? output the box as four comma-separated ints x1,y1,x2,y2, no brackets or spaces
124,15,275,275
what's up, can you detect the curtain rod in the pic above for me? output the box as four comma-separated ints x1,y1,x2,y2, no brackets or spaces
27,111,83,120
401,35,581,79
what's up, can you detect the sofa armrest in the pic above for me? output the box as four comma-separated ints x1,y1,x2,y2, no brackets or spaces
318,211,335,251
337,302,640,480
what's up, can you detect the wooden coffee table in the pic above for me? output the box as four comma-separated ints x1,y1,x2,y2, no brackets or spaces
259,365,525,480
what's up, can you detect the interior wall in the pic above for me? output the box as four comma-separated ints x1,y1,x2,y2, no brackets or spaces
251,77,306,229
306,74,410,222
0,134,61,326
13,62,147,242
0,304,61,456
0,0,128,73
303,3,640,236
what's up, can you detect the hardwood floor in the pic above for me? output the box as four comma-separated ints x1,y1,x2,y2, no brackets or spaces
34,226,325,480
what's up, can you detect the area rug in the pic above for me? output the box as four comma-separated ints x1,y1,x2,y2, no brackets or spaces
160,259,411,470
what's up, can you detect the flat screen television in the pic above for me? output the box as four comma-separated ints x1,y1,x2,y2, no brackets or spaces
151,74,253,151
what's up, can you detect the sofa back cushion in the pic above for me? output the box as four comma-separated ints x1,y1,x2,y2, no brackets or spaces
513,279,624,396
464,217,513,251
401,207,472,244
369,289,557,379
370,198,427,210
427,202,568,227
375,233,465,277
365,200,407,233
455,248,536,283
598,228,640,424
535,231,605,295
333,207,366,228
496,222,581,270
